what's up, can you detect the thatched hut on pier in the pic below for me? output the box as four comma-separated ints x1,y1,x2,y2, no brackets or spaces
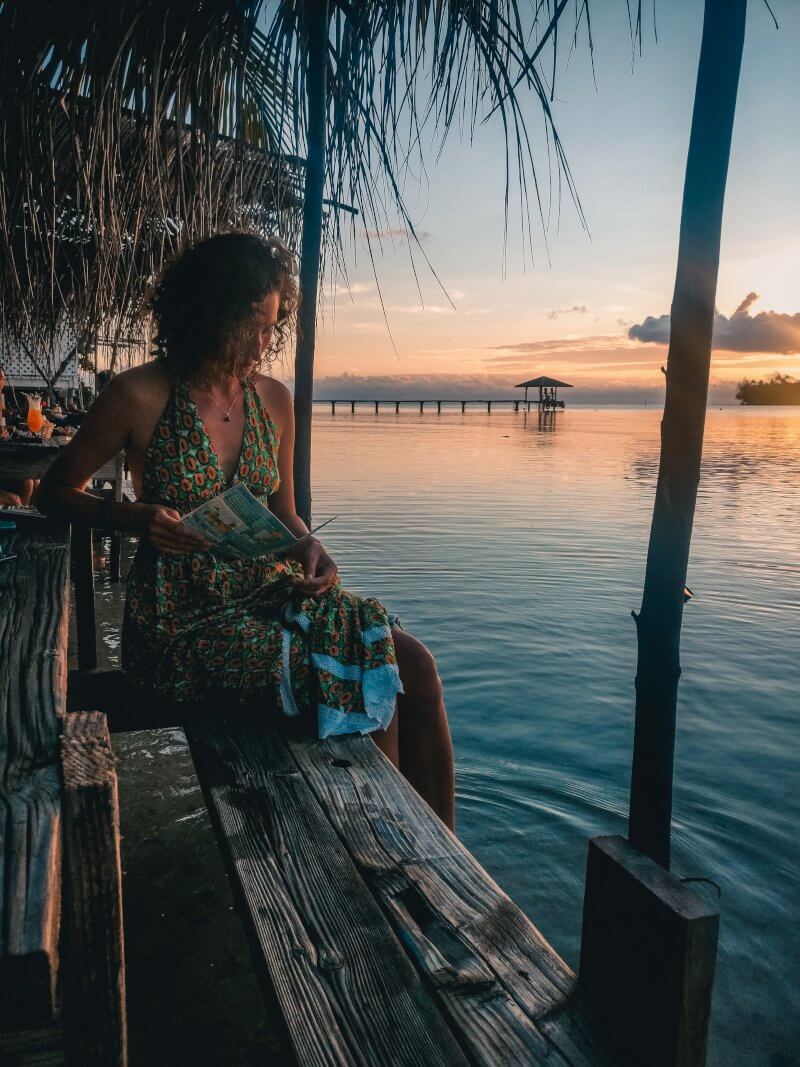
515,376,573,409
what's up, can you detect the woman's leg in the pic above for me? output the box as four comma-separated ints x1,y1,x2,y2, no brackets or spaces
375,626,455,833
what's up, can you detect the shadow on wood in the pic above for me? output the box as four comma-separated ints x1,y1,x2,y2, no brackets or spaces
579,836,719,1067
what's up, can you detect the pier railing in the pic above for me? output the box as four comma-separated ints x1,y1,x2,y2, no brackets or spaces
319,399,566,414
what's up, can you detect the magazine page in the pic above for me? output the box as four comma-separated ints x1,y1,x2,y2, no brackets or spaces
181,483,299,559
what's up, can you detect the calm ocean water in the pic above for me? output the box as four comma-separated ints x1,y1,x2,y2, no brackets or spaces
103,406,799,1065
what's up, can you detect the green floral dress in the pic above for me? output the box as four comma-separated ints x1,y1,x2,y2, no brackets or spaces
122,377,403,737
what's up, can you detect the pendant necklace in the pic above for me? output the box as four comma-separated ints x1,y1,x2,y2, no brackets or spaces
202,381,241,422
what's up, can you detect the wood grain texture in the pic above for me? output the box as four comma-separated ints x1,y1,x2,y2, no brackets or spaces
0,529,69,1024
60,711,127,1067
0,1019,64,1065
289,733,611,1066
185,713,468,1067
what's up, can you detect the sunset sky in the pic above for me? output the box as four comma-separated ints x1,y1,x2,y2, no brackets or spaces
294,0,799,405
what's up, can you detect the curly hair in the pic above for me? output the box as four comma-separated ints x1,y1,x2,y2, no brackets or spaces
147,232,298,385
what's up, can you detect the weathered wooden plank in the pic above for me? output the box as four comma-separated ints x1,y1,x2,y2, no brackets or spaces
0,530,69,1024
184,713,469,1067
0,1019,64,1065
60,711,127,1067
289,733,611,1066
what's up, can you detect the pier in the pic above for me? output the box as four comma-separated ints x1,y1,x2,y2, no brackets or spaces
326,399,545,414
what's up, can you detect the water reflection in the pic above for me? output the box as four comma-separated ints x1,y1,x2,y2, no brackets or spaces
92,407,799,1067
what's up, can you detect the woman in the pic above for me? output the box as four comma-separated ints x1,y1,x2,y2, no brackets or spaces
38,233,455,830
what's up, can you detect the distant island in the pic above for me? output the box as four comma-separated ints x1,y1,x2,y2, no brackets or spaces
735,373,800,405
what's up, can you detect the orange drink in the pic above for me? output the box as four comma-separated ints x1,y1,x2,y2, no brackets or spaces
24,394,44,433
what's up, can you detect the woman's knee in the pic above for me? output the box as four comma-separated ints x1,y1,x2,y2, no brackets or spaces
393,627,442,700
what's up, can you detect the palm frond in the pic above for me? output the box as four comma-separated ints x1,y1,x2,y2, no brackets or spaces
1,0,619,375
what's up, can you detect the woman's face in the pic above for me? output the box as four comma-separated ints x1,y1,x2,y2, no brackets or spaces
242,290,281,375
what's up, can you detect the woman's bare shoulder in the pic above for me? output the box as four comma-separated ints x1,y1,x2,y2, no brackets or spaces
253,374,293,429
111,360,172,402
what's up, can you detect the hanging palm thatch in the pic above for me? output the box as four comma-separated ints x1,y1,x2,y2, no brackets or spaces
0,1,305,371
0,1,610,381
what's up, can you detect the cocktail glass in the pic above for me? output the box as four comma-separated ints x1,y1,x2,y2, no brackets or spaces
25,393,44,434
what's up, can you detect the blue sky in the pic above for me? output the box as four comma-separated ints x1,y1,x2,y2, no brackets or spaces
298,0,799,403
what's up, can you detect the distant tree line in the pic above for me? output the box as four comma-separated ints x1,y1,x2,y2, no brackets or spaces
735,372,800,405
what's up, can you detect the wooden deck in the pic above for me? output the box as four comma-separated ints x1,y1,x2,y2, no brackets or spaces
186,714,608,1066
2,523,614,1065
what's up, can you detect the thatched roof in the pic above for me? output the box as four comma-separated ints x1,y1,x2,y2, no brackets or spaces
2,94,304,354
515,377,573,388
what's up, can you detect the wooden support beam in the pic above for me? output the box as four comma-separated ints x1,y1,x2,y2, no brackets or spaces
70,526,97,671
66,669,185,732
580,836,718,1066
109,454,124,584
60,712,127,1067
0,530,69,1026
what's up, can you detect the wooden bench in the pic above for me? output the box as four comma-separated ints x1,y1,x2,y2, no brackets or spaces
0,526,126,1066
68,668,611,1066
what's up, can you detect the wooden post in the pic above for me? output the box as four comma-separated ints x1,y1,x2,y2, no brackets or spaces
293,0,330,528
580,837,718,1067
71,525,97,672
580,4,743,1062
629,0,747,868
109,452,124,583
61,711,127,1066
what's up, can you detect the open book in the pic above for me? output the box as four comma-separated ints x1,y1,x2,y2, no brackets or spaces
180,482,336,560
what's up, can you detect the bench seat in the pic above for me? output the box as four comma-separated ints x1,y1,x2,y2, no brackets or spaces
68,669,610,1066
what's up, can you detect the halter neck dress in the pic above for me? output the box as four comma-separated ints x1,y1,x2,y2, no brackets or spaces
121,377,403,737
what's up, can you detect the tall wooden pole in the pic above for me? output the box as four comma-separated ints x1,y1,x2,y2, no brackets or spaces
628,0,747,868
294,0,329,528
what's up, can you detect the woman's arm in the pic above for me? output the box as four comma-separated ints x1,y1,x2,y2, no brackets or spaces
265,379,338,594
36,375,209,556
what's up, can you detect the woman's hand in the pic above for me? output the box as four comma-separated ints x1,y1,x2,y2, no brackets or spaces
291,536,338,596
139,505,211,556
